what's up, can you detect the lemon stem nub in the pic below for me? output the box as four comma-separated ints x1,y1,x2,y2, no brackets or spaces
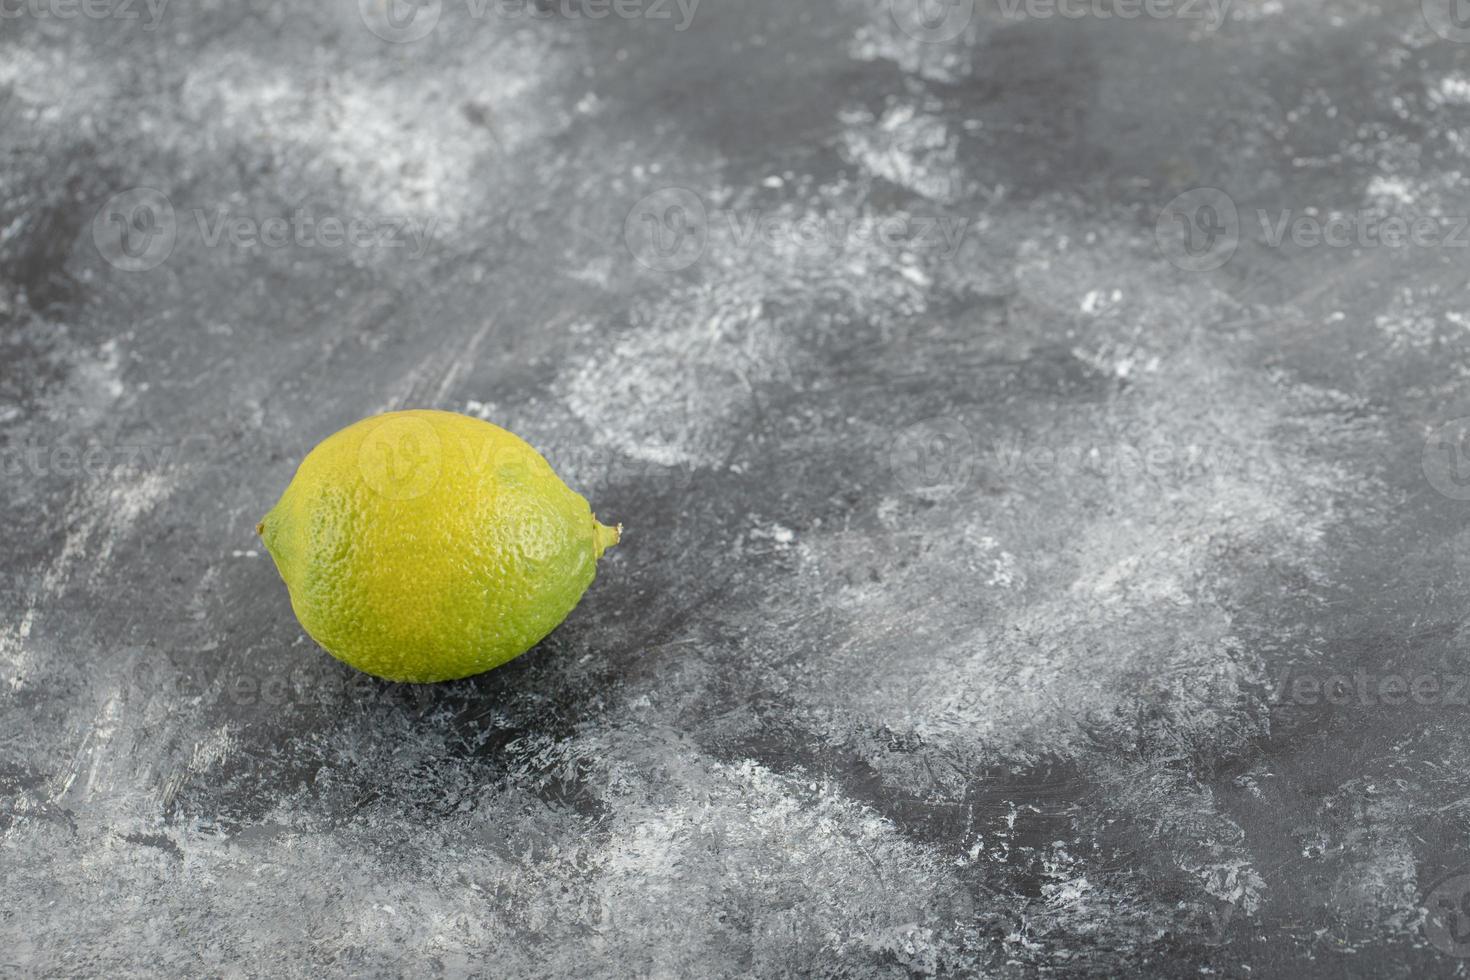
593,520,622,559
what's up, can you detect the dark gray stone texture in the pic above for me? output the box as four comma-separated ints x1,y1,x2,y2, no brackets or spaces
5,0,1470,975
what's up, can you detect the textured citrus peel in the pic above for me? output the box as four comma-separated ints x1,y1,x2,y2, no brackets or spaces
255,516,619,551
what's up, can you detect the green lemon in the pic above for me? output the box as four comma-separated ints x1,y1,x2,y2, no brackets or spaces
257,410,620,682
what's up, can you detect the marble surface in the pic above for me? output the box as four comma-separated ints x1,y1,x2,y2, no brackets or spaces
6,0,1470,975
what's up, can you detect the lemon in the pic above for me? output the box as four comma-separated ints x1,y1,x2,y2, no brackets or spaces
257,410,620,682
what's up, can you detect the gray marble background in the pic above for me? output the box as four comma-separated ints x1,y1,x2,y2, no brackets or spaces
6,0,1470,975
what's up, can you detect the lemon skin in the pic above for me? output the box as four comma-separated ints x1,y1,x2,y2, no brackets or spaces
258,410,620,682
